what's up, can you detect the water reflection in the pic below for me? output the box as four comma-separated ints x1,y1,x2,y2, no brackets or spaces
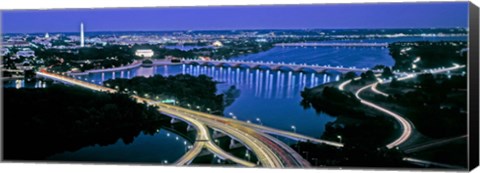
177,64,339,99
47,128,191,164
79,64,340,100
77,64,339,138
3,79,48,89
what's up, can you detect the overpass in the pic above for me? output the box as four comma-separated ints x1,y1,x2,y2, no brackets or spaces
155,103,256,167
69,61,143,75
36,71,343,167
182,59,376,74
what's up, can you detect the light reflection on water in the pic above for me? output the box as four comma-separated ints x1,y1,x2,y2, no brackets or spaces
3,79,47,89
78,64,340,138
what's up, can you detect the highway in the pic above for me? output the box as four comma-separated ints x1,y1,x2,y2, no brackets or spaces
36,71,337,168
69,60,143,75
151,99,312,167
355,83,413,149
236,120,343,147
155,104,256,167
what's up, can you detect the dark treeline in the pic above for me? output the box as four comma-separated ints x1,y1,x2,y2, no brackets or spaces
300,86,396,146
299,86,401,167
36,45,135,72
4,85,168,160
388,41,467,71
104,74,239,115
300,86,363,117
385,73,467,138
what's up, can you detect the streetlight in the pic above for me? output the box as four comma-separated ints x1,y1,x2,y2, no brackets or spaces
206,108,211,113
255,117,262,125
245,150,251,161
229,112,236,119
291,125,296,133
337,135,342,143
187,104,191,109
196,106,201,110
184,141,188,152
163,160,168,164
246,120,251,123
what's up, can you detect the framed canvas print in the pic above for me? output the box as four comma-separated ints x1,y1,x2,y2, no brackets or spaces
1,1,479,172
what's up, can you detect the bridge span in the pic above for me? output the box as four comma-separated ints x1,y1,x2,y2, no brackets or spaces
182,59,376,74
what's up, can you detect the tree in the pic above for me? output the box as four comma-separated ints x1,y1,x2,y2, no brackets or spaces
417,73,436,90
372,65,386,70
390,78,399,88
344,72,357,80
381,67,393,79
361,70,376,81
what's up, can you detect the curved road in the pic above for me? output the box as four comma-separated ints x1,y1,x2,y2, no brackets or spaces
156,106,256,167
37,71,329,168
339,65,465,149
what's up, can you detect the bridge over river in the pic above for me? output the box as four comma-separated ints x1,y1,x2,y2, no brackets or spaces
37,71,344,168
182,59,377,74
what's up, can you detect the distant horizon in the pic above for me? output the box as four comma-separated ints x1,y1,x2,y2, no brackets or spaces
2,2,468,34
2,27,470,35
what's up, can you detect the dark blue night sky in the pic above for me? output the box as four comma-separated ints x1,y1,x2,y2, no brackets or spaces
1,2,468,33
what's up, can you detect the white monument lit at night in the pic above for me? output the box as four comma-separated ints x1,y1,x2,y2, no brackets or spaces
80,22,84,47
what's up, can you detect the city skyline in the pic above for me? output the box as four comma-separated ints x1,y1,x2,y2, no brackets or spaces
2,2,468,33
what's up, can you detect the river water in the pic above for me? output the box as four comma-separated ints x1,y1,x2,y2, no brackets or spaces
10,36,466,163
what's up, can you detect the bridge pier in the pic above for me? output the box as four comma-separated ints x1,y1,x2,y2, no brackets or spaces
212,154,225,164
244,149,251,161
197,149,212,157
229,139,243,149
170,118,180,124
186,125,195,132
212,130,226,138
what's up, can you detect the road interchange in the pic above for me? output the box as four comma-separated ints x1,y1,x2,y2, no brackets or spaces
37,71,343,168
